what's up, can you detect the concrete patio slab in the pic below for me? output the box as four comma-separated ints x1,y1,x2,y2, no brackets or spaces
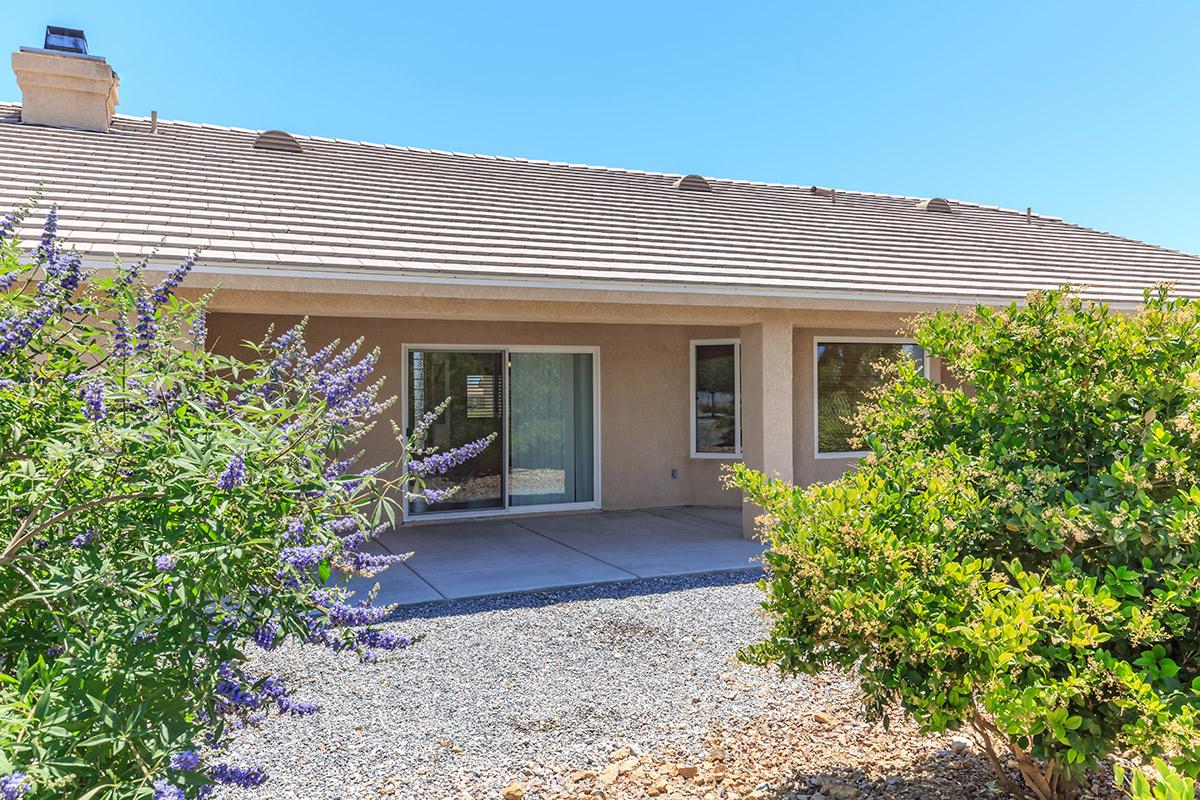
518,508,762,578
653,505,742,529
346,541,443,605
368,518,636,604
351,506,763,607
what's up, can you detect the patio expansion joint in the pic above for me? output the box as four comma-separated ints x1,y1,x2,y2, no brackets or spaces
506,518,642,580
397,562,449,601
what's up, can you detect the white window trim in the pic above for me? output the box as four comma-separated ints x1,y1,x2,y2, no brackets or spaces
690,338,742,460
813,336,929,460
400,343,602,522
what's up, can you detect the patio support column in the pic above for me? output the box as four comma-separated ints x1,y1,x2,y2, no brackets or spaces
738,318,794,538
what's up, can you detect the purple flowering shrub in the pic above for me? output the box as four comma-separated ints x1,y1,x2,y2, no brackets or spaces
0,203,493,799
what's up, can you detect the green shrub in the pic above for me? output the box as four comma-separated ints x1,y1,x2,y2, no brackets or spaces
0,204,489,799
728,288,1200,800
1116,760,1196,800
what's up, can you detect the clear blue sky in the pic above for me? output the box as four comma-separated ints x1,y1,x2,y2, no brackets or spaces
5,2,1199,253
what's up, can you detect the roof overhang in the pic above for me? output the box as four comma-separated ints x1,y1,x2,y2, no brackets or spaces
75,257,1159,318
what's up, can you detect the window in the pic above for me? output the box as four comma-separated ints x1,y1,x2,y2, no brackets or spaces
691,339,740,458
815,339,925,456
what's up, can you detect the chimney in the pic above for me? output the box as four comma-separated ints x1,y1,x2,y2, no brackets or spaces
11,26,119,132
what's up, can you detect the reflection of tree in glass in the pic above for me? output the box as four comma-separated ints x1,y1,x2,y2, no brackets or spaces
695,345,736,450
817,343,923,453
409,351,505,510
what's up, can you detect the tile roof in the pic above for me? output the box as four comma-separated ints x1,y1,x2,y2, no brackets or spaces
0,101,1197,305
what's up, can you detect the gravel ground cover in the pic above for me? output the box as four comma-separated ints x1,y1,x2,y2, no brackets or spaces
216,572,1122,800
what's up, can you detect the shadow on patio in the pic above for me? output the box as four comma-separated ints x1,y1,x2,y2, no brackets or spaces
351,506,764,608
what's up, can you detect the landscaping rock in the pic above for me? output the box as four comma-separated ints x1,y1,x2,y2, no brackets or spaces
213,572,1124,800
607,746,633,763
597,764,620,786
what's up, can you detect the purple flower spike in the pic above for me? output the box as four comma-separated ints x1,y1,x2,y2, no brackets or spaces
108,255,147,296
216,452,247,490
356,628,413,651
285,518,305,543
215,663,265,710
152,253,197,305
0,773,29,800
113,317,133,357
209,763,268,788
407,435,495,477
279,544,329,571
0,210,19,244
169,749,201,772
155,554,177,572
82,379,106,421
151,780,183,800
188,311,207,342
417,487,457,504
343,549,408,576
134,290,157,350
33,206,57,262
326,599,391,627
252,621,280,651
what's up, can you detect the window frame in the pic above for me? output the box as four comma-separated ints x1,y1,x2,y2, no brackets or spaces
689,338,742,460
812,336,929,460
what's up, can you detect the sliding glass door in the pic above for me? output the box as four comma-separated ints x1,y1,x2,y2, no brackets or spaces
407,350,506,515
509,352,595,507
407,347,597,518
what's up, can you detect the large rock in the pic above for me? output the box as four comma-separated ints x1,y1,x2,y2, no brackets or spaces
608,746,634,762
598,763,621,785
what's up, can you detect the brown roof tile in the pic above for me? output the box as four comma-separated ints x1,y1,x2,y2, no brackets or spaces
0,102,1197,304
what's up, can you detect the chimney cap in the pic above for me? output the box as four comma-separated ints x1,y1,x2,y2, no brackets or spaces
44,26,88,55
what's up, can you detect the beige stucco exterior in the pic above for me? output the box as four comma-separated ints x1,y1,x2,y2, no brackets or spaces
11,49,119,132
202,276,924,536
208,313,744,510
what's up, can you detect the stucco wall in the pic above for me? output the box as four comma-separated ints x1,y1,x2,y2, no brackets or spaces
208,310,932,514
207,313,742,510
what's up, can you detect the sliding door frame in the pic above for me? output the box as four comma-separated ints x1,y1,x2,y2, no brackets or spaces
400,343,602,523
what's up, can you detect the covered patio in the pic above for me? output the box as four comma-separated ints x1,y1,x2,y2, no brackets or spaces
354,506,763,606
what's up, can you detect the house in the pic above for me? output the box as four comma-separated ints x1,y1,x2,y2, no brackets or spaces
5,31,1200,538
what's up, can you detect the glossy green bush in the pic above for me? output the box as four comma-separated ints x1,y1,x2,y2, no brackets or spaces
1116,760,1196,800
728,288,1200,800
